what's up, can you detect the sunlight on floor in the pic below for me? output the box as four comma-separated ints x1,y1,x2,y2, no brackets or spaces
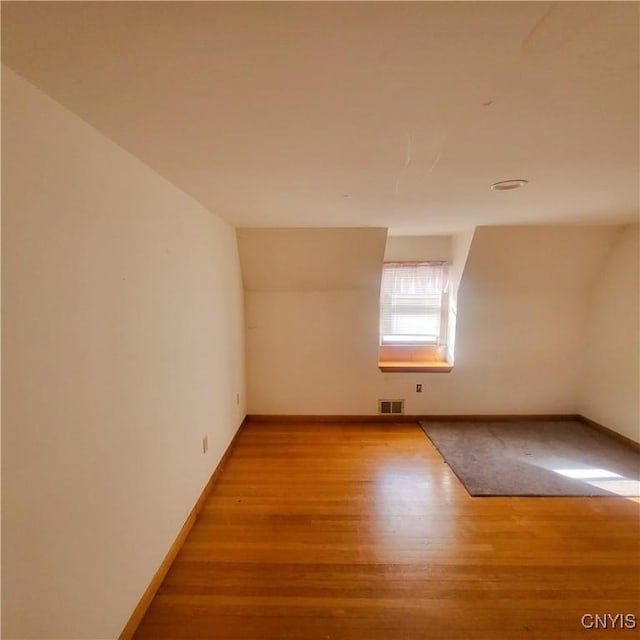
554,468,622,480
553,467,640,497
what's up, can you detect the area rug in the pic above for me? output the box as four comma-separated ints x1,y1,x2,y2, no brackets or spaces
419,420,640,497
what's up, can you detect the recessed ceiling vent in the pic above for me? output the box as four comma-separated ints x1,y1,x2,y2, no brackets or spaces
379,399,404,415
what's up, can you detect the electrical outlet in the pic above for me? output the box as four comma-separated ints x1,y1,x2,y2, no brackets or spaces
202,436,208,454
416,384,422,393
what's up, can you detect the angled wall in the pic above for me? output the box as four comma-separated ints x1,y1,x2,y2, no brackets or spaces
579,224,639,443
239,228,387,414
1,68,246,639
446,225,619,413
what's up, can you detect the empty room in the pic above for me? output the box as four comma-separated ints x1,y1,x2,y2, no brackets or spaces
1,2,639,639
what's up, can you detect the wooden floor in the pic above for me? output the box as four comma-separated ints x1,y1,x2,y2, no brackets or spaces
134,422,640,639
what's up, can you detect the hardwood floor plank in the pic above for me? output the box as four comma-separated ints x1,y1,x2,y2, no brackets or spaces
133,422,639,639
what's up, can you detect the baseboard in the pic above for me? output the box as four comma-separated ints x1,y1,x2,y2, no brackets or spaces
247,414,640,450
577,414,640,452
118,415,249,640
249,414,420,423
418,414,581,423
248,414,581,424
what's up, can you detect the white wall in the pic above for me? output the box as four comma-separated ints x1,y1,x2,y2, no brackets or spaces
449,229,475,303
447,229,475,362
243,225,619,416
1,67,246,639
384,235,451,262
579,224,639,443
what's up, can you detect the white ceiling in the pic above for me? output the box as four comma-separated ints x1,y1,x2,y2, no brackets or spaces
2,1,638,234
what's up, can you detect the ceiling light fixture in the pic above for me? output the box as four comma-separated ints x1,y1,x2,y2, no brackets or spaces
491,179,529,191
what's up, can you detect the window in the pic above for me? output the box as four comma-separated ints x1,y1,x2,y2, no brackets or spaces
380,261,449,345
378,261,452,372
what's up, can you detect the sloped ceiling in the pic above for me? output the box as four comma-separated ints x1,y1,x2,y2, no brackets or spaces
237,228,387,291
2,2,638,234
461,225,620,292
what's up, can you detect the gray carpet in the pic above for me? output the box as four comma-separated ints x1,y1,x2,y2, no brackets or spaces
419,420,640,497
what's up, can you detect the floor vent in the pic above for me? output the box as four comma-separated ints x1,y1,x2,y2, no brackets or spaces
378,399,404,415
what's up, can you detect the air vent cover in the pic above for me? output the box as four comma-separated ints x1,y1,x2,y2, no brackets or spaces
378,399,404,415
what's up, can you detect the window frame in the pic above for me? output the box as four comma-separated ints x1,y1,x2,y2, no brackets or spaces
379,260,450,348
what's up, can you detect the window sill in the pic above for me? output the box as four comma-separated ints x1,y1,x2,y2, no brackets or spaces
378,344,452,372
378,360,453,373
